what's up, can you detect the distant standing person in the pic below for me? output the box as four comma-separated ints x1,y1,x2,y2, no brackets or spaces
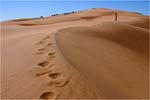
115,12,117,21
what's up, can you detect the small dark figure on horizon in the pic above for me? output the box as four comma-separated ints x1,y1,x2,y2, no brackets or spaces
115,12,117,21
40,16,43,18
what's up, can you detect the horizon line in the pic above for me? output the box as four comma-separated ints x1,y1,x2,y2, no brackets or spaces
1,7,149,22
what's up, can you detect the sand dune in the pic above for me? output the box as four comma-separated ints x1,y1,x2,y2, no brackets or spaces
55,22,149,99
1,8,149,99
124,17,149,29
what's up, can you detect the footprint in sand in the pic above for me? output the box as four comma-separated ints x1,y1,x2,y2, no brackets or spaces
48,72,61,79
47,52,55,61
47,43,53,46
43,43,53,49
35,47,49,55
42,36,50,41
35,35,50,46
40,91,59,99
38,61,49,67
48,79,69,87
36,42,52,51
34,64,54,77
48,52,55,56
38,47,47,51
35,70,52,77
47,72,70,87
31,66,52,77
53,80,69,87
36,41,45,45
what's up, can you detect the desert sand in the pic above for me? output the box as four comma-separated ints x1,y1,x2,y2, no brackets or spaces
1,8,149,99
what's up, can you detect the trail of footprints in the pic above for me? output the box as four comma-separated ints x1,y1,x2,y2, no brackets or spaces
33,34,69,99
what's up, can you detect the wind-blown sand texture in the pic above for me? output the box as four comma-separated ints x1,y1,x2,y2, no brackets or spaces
1,8,149,99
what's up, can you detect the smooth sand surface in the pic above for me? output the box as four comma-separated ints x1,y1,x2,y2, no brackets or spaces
1,8,149,99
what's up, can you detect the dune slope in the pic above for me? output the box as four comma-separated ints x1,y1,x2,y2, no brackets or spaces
56,22,149,99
